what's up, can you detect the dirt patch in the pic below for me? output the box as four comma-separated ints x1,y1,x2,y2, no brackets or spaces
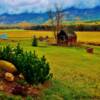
0,73,52,98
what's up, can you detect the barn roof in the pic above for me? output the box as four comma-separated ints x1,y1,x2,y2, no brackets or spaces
58,29,76,37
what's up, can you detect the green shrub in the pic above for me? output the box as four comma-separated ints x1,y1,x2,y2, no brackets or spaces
14,51,52,84
0,44,52,85
14,43,23,55
0,45,12,61
32,36,38,47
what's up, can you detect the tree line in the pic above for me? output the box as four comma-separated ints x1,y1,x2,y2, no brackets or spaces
0,24,100,31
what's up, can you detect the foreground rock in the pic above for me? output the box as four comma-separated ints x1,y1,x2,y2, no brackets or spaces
5,72,15,82
0,60,17,73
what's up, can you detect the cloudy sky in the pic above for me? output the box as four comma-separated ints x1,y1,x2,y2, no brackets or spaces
0,0,100,14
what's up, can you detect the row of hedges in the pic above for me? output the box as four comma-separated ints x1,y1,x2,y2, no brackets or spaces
1,24,100,31
67,25,100,31
24,25,100,31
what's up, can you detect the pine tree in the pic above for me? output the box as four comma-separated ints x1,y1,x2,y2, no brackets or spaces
32,36,38,47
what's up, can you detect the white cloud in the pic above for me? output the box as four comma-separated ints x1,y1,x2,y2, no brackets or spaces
0,0,100,14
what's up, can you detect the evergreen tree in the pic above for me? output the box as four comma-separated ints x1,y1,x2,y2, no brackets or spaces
32,36,38,47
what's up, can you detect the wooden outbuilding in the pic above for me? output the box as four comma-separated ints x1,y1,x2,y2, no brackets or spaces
57,30,77,46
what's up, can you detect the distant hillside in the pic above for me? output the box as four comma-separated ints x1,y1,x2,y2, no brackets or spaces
0,13,49,24
63,6,100,21
0,6,100,24
17,22,35,28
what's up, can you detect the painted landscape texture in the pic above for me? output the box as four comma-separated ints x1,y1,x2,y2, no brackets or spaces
0,30,100,99
0,0,100,100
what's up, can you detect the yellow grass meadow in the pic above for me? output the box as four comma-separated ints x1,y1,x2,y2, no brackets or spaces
0,29,100,43
76,31,100,43
0,29,54,40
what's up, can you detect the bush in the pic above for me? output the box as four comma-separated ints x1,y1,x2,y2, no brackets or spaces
0,45,12,61
32,36,38,47
14,43,23,55
0,44,52,84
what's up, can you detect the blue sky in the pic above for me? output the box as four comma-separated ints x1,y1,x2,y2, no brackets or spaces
0,0,100,14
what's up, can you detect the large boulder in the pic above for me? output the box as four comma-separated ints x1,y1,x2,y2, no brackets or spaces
0,60,17,73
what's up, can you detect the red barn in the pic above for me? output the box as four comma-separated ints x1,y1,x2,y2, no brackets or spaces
57,30,77,46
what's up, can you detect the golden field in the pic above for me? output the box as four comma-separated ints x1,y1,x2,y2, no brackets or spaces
0,29,54,40
76,31,100,43
0,29,100,43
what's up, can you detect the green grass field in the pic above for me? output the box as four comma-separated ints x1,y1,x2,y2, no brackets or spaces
0,39,100,100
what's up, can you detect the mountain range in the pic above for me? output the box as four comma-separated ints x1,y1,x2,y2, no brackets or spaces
0,6,100,24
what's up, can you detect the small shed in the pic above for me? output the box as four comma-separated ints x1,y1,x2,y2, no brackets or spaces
57,30,77,46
